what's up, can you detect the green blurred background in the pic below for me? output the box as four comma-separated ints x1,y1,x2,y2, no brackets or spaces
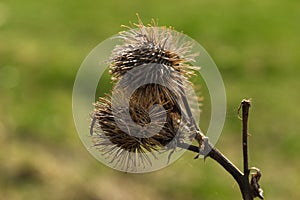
1,0,300,199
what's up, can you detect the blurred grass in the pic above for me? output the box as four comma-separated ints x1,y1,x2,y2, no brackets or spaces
1,0,300,199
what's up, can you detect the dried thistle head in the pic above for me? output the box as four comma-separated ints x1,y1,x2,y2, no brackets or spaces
90,17,202,172
91,93,187,171
109,17,199,81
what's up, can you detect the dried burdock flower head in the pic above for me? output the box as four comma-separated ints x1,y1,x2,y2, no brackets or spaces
109,17,199,80
90,16,204,172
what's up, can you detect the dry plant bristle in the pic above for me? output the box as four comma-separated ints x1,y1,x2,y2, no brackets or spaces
90,17,202,171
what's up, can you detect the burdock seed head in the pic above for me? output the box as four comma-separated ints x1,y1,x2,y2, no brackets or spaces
90,17,202,172
109,17,199,80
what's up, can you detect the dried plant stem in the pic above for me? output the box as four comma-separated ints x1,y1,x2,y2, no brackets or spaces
241,99,252,200
242,100,250,174
178,99,258,200
178,142,244,185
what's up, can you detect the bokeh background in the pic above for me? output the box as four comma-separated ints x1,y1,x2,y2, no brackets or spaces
1,0,300,199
